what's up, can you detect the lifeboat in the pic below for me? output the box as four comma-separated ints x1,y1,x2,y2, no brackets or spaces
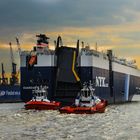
25,85,61,110
28,55,37,66
59,82,107,114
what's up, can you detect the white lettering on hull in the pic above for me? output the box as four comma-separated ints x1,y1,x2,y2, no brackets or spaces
95,76,108,87
0,90,20,96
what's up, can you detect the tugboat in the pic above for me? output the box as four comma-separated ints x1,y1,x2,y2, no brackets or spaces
25,85,61,110
59,82,107,114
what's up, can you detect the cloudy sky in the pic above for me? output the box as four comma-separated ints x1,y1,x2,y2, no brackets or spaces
0,0,140,72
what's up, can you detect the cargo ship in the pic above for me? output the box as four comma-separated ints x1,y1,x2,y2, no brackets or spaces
0,41,21,103
0,63,20,103
20,34,140,104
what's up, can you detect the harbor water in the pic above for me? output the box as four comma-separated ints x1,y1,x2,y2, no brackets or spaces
0,95,140,140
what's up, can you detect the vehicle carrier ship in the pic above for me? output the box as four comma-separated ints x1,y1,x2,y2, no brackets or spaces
20,34,140,104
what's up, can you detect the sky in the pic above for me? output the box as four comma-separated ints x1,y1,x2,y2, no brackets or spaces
0,0,140,73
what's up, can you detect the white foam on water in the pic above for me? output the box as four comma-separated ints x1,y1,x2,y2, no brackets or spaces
0,95,140,140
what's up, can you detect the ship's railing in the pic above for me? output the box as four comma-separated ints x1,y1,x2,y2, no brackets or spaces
80,48,99,57
112,57,137,69
80,47,138,69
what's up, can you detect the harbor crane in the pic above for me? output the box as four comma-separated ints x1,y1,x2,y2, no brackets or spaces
16,37,21,56
0,63,8,85
9,42,18,85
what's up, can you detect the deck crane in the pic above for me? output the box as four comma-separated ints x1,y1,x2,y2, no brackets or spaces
9,42,18,85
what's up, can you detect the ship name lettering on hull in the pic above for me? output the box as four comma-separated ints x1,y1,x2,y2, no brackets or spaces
95,76,108,87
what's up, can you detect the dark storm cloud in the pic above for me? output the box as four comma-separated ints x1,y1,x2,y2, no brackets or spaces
0,0,140,45
0,0,140,31
0,0,139,49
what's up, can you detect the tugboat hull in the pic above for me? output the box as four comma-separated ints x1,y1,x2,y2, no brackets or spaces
25,100,61,110
59,99,107,114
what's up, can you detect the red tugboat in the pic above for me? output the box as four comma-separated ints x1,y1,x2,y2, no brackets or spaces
25,85,61,110
59,82,107,114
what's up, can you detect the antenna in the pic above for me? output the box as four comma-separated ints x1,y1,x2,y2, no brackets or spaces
95,42,98,51
81,41,84,48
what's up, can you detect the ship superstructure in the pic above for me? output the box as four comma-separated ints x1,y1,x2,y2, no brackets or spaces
20,34,56,102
